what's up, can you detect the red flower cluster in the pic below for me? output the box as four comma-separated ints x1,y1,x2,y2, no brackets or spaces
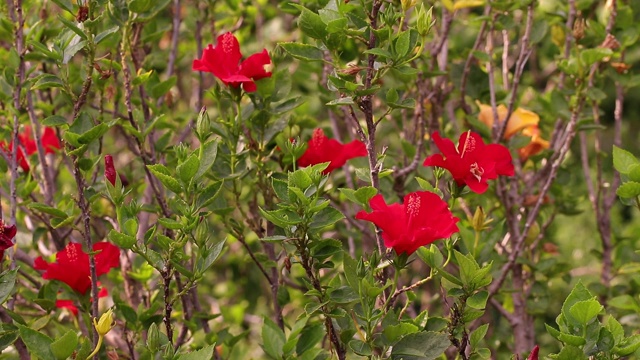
0,126,61,172
35,242,120,295
356,191,459,255
192,32,272,92
297,129,367,174
423,131,514,194
0,221,17,259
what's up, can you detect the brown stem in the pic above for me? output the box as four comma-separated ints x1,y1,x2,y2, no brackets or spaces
162,266,174,344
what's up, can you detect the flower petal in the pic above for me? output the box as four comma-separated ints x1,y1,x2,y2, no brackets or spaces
239,49,272,81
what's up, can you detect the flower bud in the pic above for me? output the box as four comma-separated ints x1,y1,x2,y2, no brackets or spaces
94,308,115,337
196,106,210,138
401,0,417,12
417,5,435,37
147,322,160,353
471,207,486,232
572,18,585,41
104,155,117,186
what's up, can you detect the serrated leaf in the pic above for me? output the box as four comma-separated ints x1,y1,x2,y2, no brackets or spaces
27,203,68,218
279,42,324,61
391,331,450,360
569,299,603,325
580,48,612,67
50,330,78,360
147,164,182,193
177,344,216,360
613,146,638,174
262,317,285,359
617,182,640,198
470,323,489,348
42,115,67,127
349,339,372,356
177,154,200,184
32,75,64,90
17,324,55,360
151,76,177,99
0,269,17,305
95,26,119,44
291,5,328,40
77,123,109,144
195,139,218,180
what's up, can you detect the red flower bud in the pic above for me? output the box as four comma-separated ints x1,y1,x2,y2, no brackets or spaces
104,155,116,186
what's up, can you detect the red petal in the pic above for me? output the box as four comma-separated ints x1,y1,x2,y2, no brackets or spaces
527,345,539,360
484,144,515,177
93,242,120,276
239,49,272,81
34,256,50,271
42,127,61,154
192,33,243,83
432,132,458,158
104,155,117,186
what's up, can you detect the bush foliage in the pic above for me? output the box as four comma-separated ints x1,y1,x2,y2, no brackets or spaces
0,0,640,359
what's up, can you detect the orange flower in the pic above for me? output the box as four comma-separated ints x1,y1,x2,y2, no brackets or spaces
476,102,549,159
518,125,550,160
477,102,540,139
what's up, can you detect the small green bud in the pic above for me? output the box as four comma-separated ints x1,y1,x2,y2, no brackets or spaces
147,323,160,353
196,106,211,139
417,5,435,37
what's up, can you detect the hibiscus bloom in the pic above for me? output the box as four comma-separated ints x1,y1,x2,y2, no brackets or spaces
35,242,120,295
0,126,61,172
356,191,459,255
0,221,17,259
423,131,514,194
192,32,272,92
297,129,367,174
477,102,549,159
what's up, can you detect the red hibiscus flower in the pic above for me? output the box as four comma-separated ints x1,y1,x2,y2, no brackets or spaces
0,221,17,259
356,191,460,255
1,126,61,172
297,129,367,174
192,32,272,93
423,131,514,194
34,242,120,295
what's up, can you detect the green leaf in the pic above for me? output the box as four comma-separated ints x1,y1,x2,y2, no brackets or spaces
561,281,593,324
569,299,603,325
95,26,120,44
349,339,372,356
288,169,313,190
279,42,324,62
17,324,55,360
177,154,200,184
147,164,183,193
615,334,640,356
128,0,153,13
628,164,640,182
383,323,419,344
58,16,87,40
616,182,640,198
328,286,359,303
580,48,613,67
51,0,74,14
0,269,17,305
291,5,328,40
326,97,355,106
613,146,639,174
558,332,586,346
50,330,78,360
554,345,587,360
262,317,285,359
296,323,325,355
77,123,110,144
470,323,489,348
177,344,216,360
467,291,488,310
195,139,218,180
27,203,68,218
108,230,137,249
394,30,411,57
309,207,344,229
391,331,450,360
32,75,64,90
151,76,177,99
454,250,478,287
42,115,68,127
